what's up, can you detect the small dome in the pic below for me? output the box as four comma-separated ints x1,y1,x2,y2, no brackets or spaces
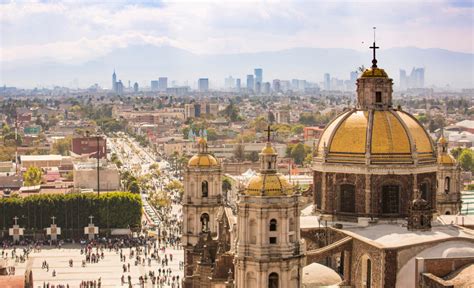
302,263,342,287
361,67,388,78
438,154,456,165
316,109,436,164
188,154,219,167
244,173,293,196
438,135,448,145
261,143,277,155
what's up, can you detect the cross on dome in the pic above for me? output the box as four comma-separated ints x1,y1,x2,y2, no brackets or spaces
370,27,379,68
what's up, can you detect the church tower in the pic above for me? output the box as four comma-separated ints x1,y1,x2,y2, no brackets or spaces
235,126,305,288
436,134,462,215
183,138,223,287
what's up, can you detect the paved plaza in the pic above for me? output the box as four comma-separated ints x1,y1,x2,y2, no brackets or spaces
4,244,183,287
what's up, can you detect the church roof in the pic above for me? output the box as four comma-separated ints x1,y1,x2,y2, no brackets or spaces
316,109,436,164
361,67,388,78
244,173,293,196
188,154,219,167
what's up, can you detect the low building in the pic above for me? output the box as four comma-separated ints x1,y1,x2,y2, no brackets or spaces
71,136,107,158
20,155,62,169
73,160,120,191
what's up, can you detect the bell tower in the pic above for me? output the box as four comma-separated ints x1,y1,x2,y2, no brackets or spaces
436,134,462,215
183,138,223,287
235,126,305,288
356,28,394,110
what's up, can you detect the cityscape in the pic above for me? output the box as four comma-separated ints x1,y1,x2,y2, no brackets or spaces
0,1,474,288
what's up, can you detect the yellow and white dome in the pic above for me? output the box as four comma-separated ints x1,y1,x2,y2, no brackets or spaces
187,138,219,167
316,109,436,164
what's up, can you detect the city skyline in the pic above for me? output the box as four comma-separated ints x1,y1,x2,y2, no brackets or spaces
1,1,473,88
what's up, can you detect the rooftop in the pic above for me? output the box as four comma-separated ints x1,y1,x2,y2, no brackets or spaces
20,155,62,161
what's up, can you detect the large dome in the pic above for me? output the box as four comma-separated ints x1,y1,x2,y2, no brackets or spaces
316,108,436,164
187,138,219,167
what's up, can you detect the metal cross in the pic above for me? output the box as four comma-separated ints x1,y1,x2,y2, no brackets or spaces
264,125,274,142
51,216,56,225
13,216,18,226
370,27,379,68
89,215,94,224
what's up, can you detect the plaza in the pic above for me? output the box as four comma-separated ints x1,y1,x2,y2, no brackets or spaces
3,243,184,287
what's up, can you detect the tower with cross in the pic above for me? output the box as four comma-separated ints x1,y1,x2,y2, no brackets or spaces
9,216,24,243
356,28,394,110
84,215,99,240
46,216,61,242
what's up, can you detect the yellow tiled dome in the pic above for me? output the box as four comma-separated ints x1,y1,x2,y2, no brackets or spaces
261,143,277,155
361,67,388,78
244,173,293,196
316,109,435,164
438,154,456,165
188,154,219,167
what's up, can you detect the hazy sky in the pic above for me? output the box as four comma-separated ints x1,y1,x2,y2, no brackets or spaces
1,0,473,65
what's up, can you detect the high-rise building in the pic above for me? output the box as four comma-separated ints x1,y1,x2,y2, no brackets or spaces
291,79,299,90
112,70,117,92
158,77,168,91
324,73,331,90
254,68,263,90
400,69,407,90
198,78,209,92
246,75,254,92
263,82,271,94
116,80,124,95
272,79,281,93
224,76,234,90
133,82,139,93
236,78,241,92
151,80,159,91
399,67,424,90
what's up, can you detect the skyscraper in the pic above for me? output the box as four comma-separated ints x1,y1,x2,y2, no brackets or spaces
324,73,331,90
246,75,254,92
133,82,139,93
158,77,168,91
254,68,263,90
272,79,281,93
116,80,124,95
236,78,241,92
198,78,209,92
151,80,159,91
400,69,407,90
112,70,117,92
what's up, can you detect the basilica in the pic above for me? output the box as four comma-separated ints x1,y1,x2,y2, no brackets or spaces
181,45,474,288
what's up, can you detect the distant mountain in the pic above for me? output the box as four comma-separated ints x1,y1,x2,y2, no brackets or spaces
1,45,473,89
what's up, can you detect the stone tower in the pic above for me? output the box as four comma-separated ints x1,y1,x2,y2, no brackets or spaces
235,127,305,288
436,134,462,215
183,138,222,287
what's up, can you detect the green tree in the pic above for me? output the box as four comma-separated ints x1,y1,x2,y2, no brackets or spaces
234,144,245,161
291,124,305,135
24,166,43,186
290,143,306,165
222,177,232,194
127,180,140,194
52,137,71,155
459,149,474,171
450,147,463,160
246,151,259,162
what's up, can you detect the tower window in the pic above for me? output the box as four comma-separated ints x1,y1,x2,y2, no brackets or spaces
445,177,450,193
268,272,279,288
202,181,208,197
375,92,382,103
200,213,210,232
269,237,277,244
269,219,277,231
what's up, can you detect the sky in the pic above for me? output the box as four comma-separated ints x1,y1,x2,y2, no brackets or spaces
1,0,473,65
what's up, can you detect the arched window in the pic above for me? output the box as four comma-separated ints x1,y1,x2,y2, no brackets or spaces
202,181,208,197
200,213,210,232
382,185,399,214
268,272,279,288
445,177,450,193
269,219,277,231
361,255,372,288
445,211,451,215
289,218,295,232
420,182,430,202
340,184,356,213
375,91,382,103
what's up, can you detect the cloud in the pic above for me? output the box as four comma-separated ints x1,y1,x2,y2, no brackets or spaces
0,0,472,65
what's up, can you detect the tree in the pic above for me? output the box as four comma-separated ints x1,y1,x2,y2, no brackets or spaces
52,137,71,156
291,124,305,135
233,144,245,161
268,111,276,123
450,147,463,160
24,166,43,186
290,143,306,165
459,149,474,171
246,151,259,162
127,180,140,194
222,177,232,194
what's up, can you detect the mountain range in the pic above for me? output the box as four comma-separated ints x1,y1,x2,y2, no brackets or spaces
1,45,473,89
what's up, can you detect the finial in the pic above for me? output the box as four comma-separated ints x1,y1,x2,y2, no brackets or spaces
370,27,379,69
